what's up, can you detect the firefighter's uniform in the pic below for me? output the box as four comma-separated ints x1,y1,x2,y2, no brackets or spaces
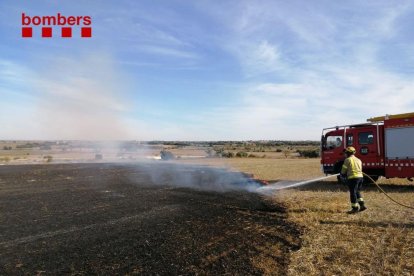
341,147,367,213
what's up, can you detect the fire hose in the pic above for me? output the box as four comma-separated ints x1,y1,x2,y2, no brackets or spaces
362,172,414,210
258,173,414,210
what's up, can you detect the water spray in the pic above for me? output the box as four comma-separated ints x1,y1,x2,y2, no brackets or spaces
256,173,339,194
256,172,414,210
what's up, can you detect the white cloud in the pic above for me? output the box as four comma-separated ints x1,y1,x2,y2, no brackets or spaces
240,41,282,76
0,59,34,89
187,60,414,140
370,2,412,39
2,1,414,141
98,3,201,66
136,45,199,60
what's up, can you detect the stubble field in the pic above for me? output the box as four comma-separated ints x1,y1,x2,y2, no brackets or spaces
183,158,414,275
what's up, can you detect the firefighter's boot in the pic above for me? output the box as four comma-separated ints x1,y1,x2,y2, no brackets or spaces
358,199,367,212
347,203,359,214
347,207,359,214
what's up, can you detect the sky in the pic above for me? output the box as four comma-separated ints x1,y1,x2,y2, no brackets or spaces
1,0,414,140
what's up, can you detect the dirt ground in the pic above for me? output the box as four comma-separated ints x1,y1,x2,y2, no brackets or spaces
0,163,301,275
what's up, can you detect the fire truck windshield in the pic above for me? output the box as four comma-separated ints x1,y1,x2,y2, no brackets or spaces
324,135,342,150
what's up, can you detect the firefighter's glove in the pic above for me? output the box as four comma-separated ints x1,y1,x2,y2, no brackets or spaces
339,174,347,184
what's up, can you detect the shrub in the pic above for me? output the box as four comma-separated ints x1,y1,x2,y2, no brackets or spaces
236,151,248,158
205,148,216,157
16,143,40,149
160,150,175,160
44,155,53,163
0,156,10,162
297,149,320,158
214,148,224,156
221,151,234,158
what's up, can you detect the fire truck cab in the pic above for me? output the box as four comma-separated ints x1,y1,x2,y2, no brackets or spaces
321,112,414,181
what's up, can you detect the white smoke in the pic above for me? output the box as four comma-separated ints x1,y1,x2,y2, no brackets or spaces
127,161,262,193
32,52,132,140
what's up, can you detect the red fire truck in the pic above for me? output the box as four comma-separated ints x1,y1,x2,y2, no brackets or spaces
321,112,414,182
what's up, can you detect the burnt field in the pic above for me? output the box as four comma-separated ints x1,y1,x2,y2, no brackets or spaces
0,163,301,275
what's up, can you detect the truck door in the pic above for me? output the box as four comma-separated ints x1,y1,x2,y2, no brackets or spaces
356,129,379,165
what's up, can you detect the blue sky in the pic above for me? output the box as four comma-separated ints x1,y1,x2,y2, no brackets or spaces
1,0,414,140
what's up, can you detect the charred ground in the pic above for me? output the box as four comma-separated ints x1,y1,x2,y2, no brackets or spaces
0,163,301,275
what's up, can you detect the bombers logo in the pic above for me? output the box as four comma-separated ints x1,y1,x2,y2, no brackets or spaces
21,13,92,38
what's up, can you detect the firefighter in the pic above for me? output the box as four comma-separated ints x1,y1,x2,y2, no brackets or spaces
340,146,367,214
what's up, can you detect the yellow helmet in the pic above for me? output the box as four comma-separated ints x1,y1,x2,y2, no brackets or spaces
345,146,356,154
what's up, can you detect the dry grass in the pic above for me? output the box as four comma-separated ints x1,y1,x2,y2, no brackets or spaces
277,182,414,275
177,158,322,181
177,157,414,275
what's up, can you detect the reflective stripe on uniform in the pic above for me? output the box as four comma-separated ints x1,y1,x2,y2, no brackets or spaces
341,155,363,179
357,198,364,202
